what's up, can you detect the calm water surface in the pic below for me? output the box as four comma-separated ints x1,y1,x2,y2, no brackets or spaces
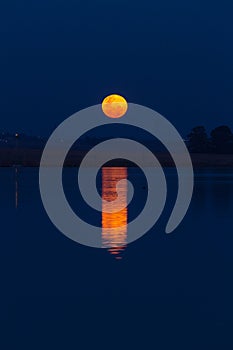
1,166,233,348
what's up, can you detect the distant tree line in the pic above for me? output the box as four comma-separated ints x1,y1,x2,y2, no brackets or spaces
1,127,233,154
187,125,233,154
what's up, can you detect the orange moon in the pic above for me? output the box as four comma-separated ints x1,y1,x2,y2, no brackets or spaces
102,94,128,118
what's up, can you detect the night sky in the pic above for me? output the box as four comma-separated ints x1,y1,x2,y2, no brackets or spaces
1,0,233,137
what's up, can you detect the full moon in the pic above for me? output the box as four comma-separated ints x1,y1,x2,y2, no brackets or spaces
102,94,128,118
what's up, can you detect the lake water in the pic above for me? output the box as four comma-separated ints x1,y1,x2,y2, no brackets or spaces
1,167,233,348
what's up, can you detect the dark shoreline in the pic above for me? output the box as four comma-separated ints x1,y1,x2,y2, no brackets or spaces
1,149,233,168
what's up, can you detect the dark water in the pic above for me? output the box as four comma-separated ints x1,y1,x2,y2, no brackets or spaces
1,167,233,348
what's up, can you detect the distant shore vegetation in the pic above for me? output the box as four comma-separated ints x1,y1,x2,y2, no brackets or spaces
0,126,233,167
1,125,233,154
187,125,233,154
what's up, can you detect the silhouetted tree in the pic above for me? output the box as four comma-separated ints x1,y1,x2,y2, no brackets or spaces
187,126,209,153
210,126,233,153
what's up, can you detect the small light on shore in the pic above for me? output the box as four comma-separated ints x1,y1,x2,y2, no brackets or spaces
15,133,19,138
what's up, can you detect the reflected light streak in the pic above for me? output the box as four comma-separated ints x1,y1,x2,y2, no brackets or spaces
15,167,18,209
102,167,128,259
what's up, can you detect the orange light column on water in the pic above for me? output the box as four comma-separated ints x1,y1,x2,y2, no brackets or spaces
102,94,128,118
102,167,128,259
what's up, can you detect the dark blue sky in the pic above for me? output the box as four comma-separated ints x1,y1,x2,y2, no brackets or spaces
1,0,233,137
